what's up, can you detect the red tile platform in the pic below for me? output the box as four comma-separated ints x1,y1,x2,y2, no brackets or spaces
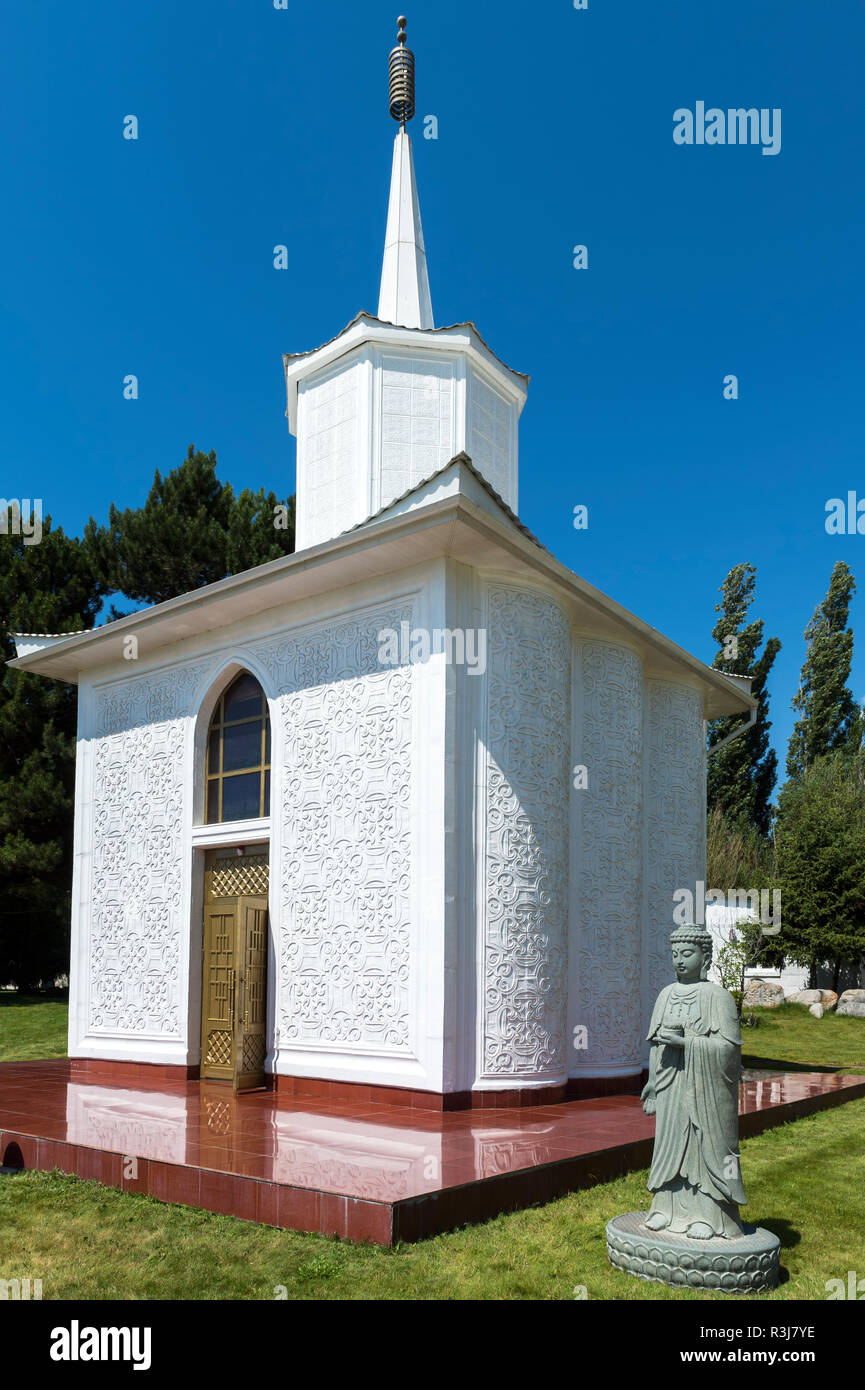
1,1061,863,1246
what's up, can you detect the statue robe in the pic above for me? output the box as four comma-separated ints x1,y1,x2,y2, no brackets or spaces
644,980,746,1237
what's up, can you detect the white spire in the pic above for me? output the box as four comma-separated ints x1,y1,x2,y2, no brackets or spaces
377,129,433,330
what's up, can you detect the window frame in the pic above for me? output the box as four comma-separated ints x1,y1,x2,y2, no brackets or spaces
204,674,271,824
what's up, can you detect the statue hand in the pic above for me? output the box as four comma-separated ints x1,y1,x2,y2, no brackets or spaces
640,1083,656,1115
656,1029,685,1048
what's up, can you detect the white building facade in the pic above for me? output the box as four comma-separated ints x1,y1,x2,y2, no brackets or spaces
12,125,753,1106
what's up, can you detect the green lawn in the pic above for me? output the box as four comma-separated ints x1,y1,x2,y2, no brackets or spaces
0,991,69,1061
1,991,864,1300
742,1001,865,1074
0,1100,863,1300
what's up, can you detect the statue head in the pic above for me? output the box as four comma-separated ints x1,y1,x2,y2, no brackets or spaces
669,925,713,983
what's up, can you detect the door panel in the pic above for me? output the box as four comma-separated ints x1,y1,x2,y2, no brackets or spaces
201,850,269,1089
201,904,237,1080
235,896,268,1091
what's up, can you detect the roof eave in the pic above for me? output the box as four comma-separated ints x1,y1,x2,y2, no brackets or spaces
7,489,755,717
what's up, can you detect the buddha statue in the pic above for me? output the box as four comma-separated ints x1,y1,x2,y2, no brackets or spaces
640,925,746,1240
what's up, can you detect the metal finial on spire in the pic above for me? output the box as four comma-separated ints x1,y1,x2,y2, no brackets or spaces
378,14,432,328
388,15,415,126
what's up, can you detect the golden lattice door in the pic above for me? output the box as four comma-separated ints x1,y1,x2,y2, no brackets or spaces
201,850,269,1091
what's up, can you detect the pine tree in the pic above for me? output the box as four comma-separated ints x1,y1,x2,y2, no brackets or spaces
0,515,107,988
2,449,296,987
227,487,296,575
786,561,862,780
707,563,781,835
85,445,295,606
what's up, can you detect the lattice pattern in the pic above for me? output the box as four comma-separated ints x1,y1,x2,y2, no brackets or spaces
242,1034,266,1073
206,1030,233,1067
210,856,269,898
202,1097,231,1135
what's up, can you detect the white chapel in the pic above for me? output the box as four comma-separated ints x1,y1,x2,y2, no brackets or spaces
11,20,753,1108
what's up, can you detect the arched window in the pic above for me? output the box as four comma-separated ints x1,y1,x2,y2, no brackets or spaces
205,673,271,823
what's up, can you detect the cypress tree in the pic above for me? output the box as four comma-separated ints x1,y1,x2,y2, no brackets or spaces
786,561,862,780
707,562,781,836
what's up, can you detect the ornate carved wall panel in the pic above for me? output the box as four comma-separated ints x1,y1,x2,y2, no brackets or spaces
380,356,454,507
644,681,706,1023
572,642,644,1072
480,586,571,1079
469,373,513,506
254,601,415,1055
299,361,363,547
89,663,209,1037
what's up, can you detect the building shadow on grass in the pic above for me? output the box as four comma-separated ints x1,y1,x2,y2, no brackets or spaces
742,1055,841,1074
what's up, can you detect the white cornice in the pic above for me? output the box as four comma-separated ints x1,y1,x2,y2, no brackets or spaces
7,460,755,719
282,313,528,433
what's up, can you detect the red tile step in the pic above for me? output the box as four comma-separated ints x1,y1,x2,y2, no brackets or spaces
1,1064,863,1246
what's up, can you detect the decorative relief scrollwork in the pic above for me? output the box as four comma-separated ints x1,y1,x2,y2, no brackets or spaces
481,587,570,1078
645,681,705,1024
573,641,644,1070
254,602,414,1054
89,662,210,1037
86,598,417,1060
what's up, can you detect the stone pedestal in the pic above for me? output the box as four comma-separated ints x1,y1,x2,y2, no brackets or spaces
606,1212,780,1292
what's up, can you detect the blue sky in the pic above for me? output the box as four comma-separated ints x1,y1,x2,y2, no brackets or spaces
2,0,863,782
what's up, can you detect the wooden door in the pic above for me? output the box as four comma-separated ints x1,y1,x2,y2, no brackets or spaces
200,850,269,1090
201,901,238,1081
234,895,268,1091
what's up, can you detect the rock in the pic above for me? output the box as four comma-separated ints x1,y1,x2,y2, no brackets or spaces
787,988,838,1010
809,1003,824,1019
743,978,786,1009
837,989,865,1018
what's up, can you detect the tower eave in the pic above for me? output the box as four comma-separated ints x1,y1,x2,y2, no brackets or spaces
283,312,528,434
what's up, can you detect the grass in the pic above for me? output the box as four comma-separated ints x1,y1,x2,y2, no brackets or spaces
1,991,863,1300
1,1099,864,1300
0,991,69,1062
742,1002,865,1074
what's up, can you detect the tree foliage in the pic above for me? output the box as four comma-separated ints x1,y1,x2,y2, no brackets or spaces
85,445,295,606
2,447,295,986
774,749,865,989
786,561,862,780
707,562,781,835
705,803,774,891
0,517,107,988
714,917,767,1023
